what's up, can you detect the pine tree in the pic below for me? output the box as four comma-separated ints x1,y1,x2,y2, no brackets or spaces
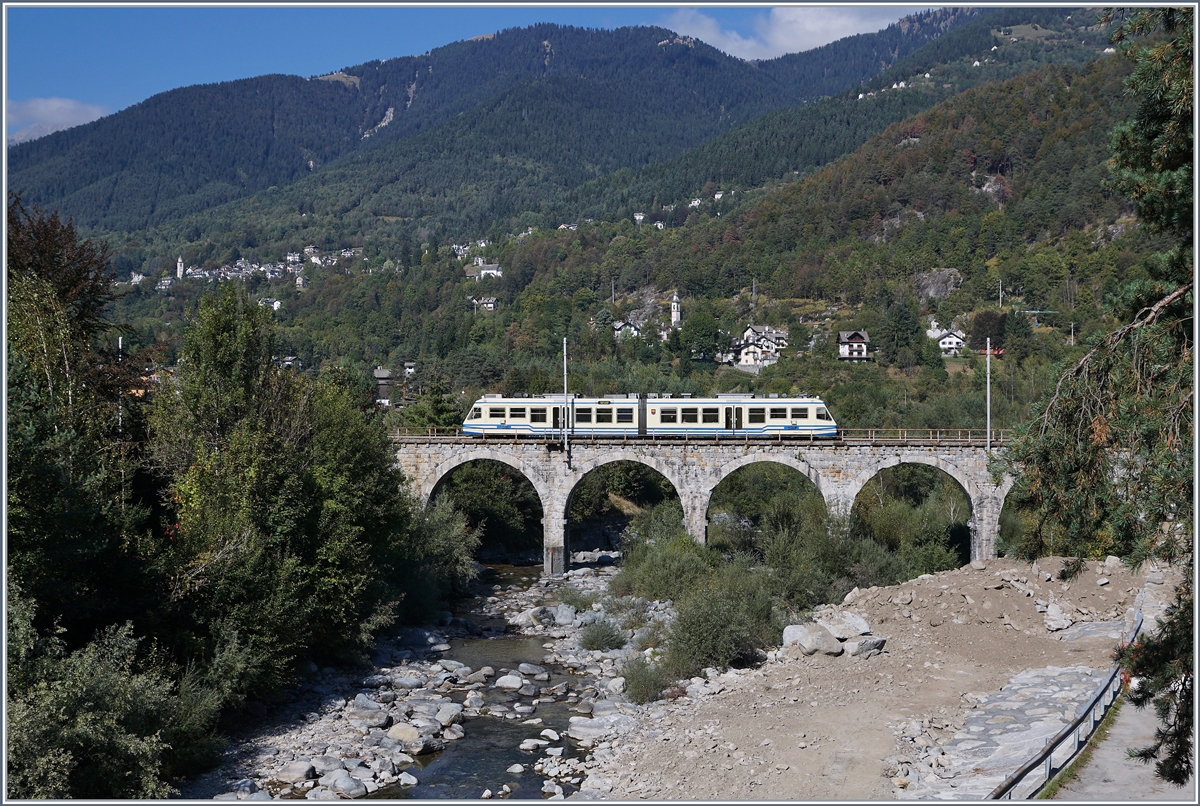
1000,8,1193,785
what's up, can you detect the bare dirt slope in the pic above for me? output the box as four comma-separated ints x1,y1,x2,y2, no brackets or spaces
578,556,1176,800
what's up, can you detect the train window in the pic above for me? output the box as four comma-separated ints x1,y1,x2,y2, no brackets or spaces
702,408,719,423
489,407,505,419
660,408,677,423
817,407,830,421
769,407,787,420
531,408,547,423
616,408,634,423
509,407,526,419
793,407,809,419
748,408,765,423
681,408,698,423
595,408,613,423
470,407,482,420
576,408,592,423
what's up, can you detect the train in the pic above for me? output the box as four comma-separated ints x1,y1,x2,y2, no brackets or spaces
462,393,838,438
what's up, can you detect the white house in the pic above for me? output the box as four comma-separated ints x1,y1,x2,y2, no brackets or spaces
613,320,641,340
466,262,503,281
933,330,966,356
296,275,309,289
258,298,282,311
731,324,789,369
471,296,497,312
837,330,871,361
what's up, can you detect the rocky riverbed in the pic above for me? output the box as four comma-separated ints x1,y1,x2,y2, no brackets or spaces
181,552,1178,801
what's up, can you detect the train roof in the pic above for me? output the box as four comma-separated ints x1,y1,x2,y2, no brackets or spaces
474,393,825,401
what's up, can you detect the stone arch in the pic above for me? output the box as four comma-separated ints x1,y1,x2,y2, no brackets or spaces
840,453,982,513
568,451,686,499
697,454,830,543
422,449,553,507
842,453,998,562
566,451,691,545
561,455,682,553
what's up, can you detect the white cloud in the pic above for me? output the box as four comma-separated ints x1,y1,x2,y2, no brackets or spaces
665,6,934,61
7,97,109,143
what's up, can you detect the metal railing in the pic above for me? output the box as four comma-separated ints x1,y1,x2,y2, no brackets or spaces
987,611,1144,800
390,428,1012,446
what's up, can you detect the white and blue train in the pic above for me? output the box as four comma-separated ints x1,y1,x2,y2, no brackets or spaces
462,393,838,438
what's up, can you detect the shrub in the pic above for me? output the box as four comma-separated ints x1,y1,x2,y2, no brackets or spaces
603,595,650,630
622,657,673,704
613,503,718,601
662,561,775,677
558,586,599,611
578,620,627,651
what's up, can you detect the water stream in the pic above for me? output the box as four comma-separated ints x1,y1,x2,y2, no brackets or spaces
369,563,588,800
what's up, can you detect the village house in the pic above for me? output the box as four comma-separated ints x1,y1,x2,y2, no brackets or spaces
613,320,641,340
837,330,872,361
258,298,282,311
926,319,966,355
720,324,789,370
470,296,498,312
296,275,309,289
466,257,503,281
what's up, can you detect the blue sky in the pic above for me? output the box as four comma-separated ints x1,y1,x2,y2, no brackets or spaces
5,4,932,140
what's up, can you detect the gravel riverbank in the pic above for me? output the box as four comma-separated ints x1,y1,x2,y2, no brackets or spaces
179,553,1176,801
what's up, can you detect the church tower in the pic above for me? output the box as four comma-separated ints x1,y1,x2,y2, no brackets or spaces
671,292,681,327
177,256,184,279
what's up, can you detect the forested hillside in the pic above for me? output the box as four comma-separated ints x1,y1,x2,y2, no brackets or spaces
112,51,1156,438
9,10,993,233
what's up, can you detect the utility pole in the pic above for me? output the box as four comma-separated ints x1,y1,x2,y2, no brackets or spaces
998,279,1003,309
986,337,992,452
563,337,570,467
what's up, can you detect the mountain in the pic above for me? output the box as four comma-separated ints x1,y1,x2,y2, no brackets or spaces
8,11,990,233
108,6,1106,262
112,52,1147,382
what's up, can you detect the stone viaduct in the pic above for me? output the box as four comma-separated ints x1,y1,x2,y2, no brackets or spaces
393,434,1014,576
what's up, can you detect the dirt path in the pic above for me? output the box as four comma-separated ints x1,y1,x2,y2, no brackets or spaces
574,556,1177,800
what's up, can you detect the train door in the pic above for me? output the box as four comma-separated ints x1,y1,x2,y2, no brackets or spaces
724,406,742,430
553,407,560,430
638,396,647,437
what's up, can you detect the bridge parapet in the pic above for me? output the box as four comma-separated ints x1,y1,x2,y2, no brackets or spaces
393,436,1012,576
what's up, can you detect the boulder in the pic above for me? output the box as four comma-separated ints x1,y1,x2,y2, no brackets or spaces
277,760,317,782
845,636,887,658
404,735,445,756
311,756,345,775
331,774,367,799
391,675,427,689
494,674,524,690
435,703,464,726
398,771,419,786
518,663,547,676
814,610,871,640
349,693,379,711
386,723,420,743
1044,600,1075,631
554,604,577,626
782,623,843,656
